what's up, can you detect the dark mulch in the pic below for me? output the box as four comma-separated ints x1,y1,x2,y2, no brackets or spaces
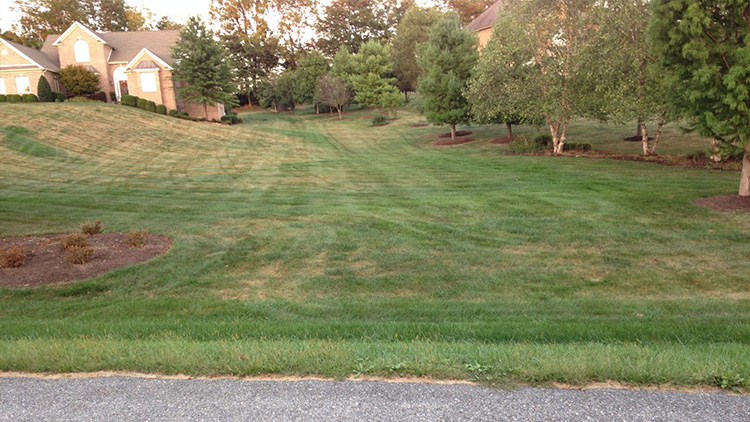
0,233,172,288
489,136,514,144
438,131,473,138
694,194,750,214
624,136,654,142
434,137,475,146
512,150,742,171
411,123,430,128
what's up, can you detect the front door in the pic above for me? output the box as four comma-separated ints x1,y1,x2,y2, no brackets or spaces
113,66,128,102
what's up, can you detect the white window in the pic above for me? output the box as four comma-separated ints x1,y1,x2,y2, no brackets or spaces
0,78,5,95
15,76,30,93
74,39,90,63
140,72,157,92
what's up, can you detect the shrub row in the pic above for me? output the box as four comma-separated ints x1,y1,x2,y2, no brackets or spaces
122,94,171,117
220,113,242,125
0,94,38,103
509,135,593,154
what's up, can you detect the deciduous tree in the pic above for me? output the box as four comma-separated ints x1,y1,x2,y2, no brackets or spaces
294,51,329,111
417,13,478,141
391,6,442,100
650,0,750,196
316,74,351,119
59,65,99,96
438,0,495,25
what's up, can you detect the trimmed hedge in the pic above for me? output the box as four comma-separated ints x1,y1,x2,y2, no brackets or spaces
7,94,23,103
145,101,156,113
52,91,66,102
0,95,6,102
22,94,39,103
563,142,593,152
169,109,180,117
137,98,147,109
156,104,167,115
121,94,137,107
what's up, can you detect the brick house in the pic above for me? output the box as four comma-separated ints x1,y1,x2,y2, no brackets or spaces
0,22,224,120
466,1,504,51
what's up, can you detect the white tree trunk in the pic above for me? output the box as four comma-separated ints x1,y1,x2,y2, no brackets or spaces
740,144,750,197
547,117,560,153
650,114,666,155
641,124,650,155
557,120,569,154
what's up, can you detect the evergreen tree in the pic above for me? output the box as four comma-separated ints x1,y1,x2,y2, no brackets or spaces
650,0,750,196
37,76,53,102
172,16,237,117
351,40,402,112
417,13,478,141
391,6,442,100
331,46,356,82
294,51,330,111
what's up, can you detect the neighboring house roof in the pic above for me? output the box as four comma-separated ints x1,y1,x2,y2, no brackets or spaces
1,38,60,71
40,26,180,69
466,0,505,32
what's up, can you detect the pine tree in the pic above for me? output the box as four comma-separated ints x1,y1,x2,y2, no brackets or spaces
37,76,53,102
294,51,329,111
391,6,442,100
650,0,750,196
350,40,401,111
172,16,237,117
417,13,478,141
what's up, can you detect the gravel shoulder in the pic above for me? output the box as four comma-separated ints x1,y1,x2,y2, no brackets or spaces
0,376,748,421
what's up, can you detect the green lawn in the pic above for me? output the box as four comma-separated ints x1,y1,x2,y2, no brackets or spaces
0,102,748,388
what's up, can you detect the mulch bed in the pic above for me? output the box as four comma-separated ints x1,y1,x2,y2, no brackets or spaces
0,233,172,288
694,194,750,214
489,136,514,144
411,123,430,128
623,136,654,142
511,150,742,171
434,137,475,146
438,131,473,138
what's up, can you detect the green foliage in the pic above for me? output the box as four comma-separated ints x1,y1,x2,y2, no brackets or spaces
0,95,6,102
7,95,23,103
259,70,297,111
331,46,356,82
351,40,401,109
156,104,167,115
37,77,53,102
417,13,478,136
172,16,237,109
316,74,351,118
145,101,156,113
564,142,593,152
169,109,180,117
52,92,66,102
294,51,329,106
22,94,38,103
372,115,388,126
508,135,541,154
121,94,137,107
59,65,100,96
391,6,442,94
650,0,750,194
137,98,147,110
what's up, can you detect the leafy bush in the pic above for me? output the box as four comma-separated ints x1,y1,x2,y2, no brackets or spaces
508,135,541,154
563,142,593,152
80,220,102,235
145,101,156,113
137,98,147,109
372,115,388,126
0,245,27,268
59,65,99,96
220,115,231,123
169,109,180,117
156,104,167,115
22,94,39,103
125,230,148,248
65,245,93,265
61,233,88,251
7,94,23,103
534,135,553,149
37,77,53,102
0,94,6,102
121,94,137,107
52,91,66,102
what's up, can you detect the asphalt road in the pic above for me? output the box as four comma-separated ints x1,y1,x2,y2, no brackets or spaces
0,377,748,421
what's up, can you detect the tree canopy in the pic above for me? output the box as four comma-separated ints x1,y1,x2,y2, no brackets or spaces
351,40,402,112
391,6,442,97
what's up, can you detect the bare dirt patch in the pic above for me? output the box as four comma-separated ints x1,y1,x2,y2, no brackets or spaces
434,137,475,146
694,194,750,214
438,131,472,138
0,233,171,288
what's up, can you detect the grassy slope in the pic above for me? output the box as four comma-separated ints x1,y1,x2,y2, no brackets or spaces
0,103,748,387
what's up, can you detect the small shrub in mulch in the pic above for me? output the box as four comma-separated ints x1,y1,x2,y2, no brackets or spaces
61,233,88,251
438,131,472,138
434,137,475,146
64,245,93,265
0,245,27,268
81,220,102,235
508,135,540,154
125,230,148,248
694,194,750,214
372,115,388,126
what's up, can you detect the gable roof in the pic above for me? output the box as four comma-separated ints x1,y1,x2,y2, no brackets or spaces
466,0,505,32
40,28,180,68
125,48,174,70
52,21,110,46
0,38,60,71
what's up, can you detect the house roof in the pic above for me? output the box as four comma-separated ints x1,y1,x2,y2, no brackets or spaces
1,38,60,71
466,0,505,32
40,28,180,68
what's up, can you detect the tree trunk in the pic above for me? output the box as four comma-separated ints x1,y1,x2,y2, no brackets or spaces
451,124,456,141
635,119,643,138
556,120,569,154
316,104,319,114
547,117,560,154
641,124,650,155
204,104,208,120
506,122,513,139
337,106,342,120
404,91,408,103
740,143,750,197
650,114,666,155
